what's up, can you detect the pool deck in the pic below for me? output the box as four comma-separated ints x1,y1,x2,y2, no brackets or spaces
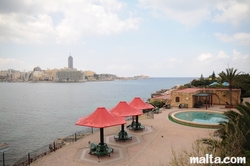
30,105,233,166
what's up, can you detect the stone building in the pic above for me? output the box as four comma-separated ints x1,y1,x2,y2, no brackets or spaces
45,69,58,81
170,88,241,108
28,67,84,82
0,69,28,82
55,68,84,82
84,70,96,77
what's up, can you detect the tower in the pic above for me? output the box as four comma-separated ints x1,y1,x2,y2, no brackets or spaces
68,55,73,69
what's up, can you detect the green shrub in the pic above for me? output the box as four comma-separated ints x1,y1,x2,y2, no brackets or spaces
149,100,165,108
241,91,250,97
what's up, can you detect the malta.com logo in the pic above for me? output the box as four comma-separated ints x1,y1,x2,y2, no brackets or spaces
190,154,246,164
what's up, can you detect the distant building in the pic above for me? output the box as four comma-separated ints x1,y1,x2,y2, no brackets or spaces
0,69,24,82
68,55,73,69
31,68,84,82
84,70,96,77
33,67,42,71
55,68,84,82
28,67,45,81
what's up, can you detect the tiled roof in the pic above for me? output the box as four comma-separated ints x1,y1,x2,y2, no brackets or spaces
153,94,171,99
174,88,241,93
174,88,201,93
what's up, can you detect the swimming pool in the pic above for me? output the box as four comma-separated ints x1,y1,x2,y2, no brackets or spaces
169,110,228,128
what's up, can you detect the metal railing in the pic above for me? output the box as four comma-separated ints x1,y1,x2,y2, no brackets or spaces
12,127,96,166
10,113,153,166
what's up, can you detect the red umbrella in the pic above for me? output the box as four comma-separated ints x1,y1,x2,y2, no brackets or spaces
110,101,143,117
110,101,143,132
129,97,154,110
76,107,126,145
129,97,154,124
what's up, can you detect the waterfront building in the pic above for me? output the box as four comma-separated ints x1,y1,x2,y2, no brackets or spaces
151,87,241,108
0,69,27,82
55,68,84,82
84,70,96,77
98,73,117,81
33,67,42,71
44,68,85,82
0,70,8,78
68,55,73,69
28,67,46,81
170,88,241,108
45,69,58,81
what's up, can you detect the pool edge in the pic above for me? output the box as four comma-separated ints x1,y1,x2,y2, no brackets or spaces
168,110,225,129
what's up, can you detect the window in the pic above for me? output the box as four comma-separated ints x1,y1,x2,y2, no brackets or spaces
176,97,180,102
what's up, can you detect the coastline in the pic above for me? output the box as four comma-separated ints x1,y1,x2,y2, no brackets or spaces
0,78,199,165
0,78,148,83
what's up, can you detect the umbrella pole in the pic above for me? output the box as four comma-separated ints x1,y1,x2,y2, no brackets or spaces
136,115,139,123
100,128,104,145
121,124,125,132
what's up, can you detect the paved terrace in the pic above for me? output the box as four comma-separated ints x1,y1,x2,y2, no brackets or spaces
31,105,231,166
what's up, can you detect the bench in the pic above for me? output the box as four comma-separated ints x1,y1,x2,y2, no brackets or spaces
91,143,114,157
114,131,132,141
128,122,145,131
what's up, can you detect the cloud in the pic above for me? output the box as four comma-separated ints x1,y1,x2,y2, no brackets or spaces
139,0,211,27
197,53,213,61
0,58,23,65
0,0,140,44
0,58,24,70
194,50,249,76
139,0,250,27
0,13,56,44
213,0,250,26
147,58,183,71
232,49,249,61
197,50,245,63
215,32,250,45
216,50,230,59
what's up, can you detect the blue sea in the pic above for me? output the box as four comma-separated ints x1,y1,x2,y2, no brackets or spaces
0,77,194,165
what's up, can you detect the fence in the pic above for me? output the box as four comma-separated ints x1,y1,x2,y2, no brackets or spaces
12,127,97,166
11,113,153,166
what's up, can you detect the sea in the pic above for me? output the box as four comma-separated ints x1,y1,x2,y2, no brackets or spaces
0,77,195,165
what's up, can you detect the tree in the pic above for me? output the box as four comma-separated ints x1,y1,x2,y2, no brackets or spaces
236,73,250,97
212,102,250,165
217,102,250,152
210,71,216,81
200,74,204,81
218,68,241,106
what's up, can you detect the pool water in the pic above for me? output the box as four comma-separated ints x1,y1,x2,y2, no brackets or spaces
174,111,228,124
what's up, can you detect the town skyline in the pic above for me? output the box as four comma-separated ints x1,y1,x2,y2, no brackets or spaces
0,1,250,77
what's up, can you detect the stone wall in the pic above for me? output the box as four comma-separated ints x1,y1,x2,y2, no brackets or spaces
206,89,241,105
170,89,201,108
170,88,241,108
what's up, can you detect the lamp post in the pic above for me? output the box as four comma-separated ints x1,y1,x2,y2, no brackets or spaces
0,143,9,166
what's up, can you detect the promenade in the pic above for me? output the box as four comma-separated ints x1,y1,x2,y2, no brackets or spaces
31,105,228,166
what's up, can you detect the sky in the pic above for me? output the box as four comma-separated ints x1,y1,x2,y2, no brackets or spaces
0,0,250,77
